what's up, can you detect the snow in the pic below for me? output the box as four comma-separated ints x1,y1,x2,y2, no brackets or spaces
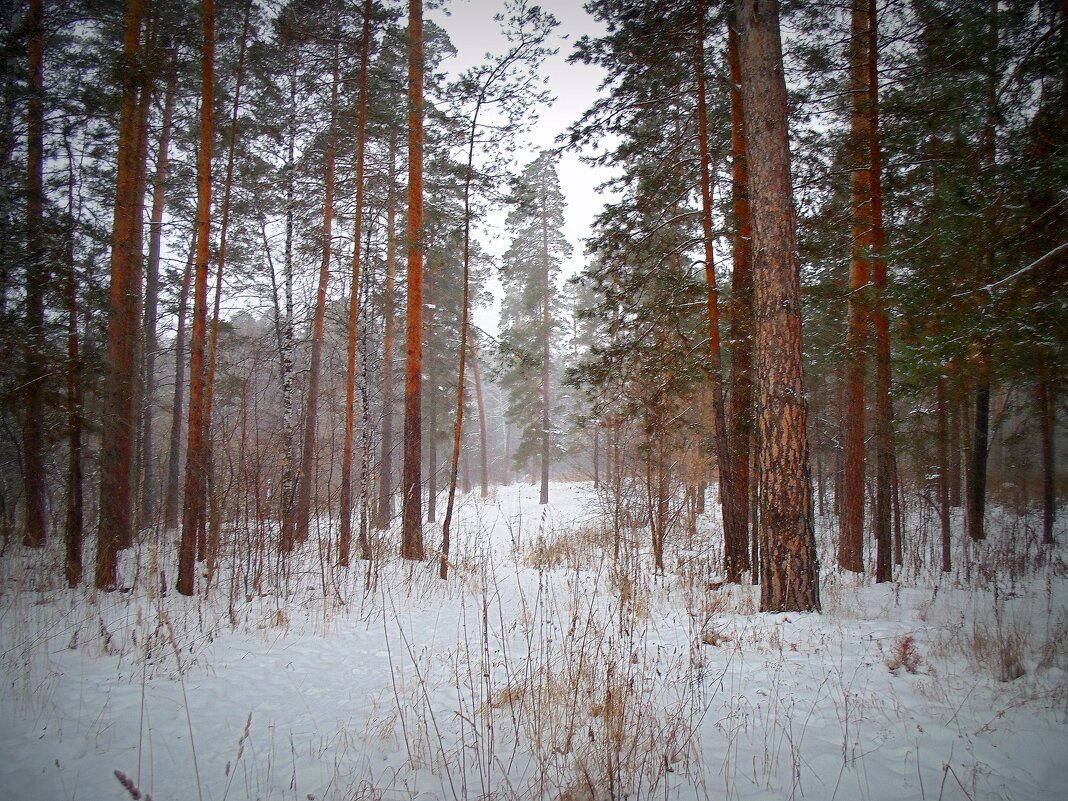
2,482,1066,800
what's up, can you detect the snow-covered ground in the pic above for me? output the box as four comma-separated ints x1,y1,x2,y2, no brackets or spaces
2,481,1065,800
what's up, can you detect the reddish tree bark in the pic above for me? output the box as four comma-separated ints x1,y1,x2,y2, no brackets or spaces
839,0,873,574
867,0,893,583
738,0,820,613
178,0,215,596
695,0,738,579
96,0,145,589
401,0,426,560
201,0,252,562
725,21,754,581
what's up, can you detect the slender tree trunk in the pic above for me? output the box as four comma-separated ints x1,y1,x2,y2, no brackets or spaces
738,0,820,612
278,73,298,551
937,377,952,572
96,0,145,589
178,0,215,596
138,57,178,529
839,0,873,574
340,0,373,565
401,0,426,560
127,37,153,543
593,425,600,487
64,152,83,587
539,176,551,505
503,417,511,486
1038,356,1056,545
374,136,399,531
201,0,252,562
695,0,737,579
726,21,754,580
949,389,962,507
470,341,489,498
22,0,47,548
966,370,990,541
163,233,195,530
293,55,339,546
967,0,999,545
426,268,437,525
442,84,488,576
867,0,893,584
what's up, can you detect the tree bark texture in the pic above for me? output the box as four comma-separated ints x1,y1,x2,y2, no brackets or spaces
868,0,893,584
738,0,820,613
401,0,426,560
96,0,145,589
726,21,754,581
340,0,373,566
695,0,739,581
839,0,873,575
178,0,215,596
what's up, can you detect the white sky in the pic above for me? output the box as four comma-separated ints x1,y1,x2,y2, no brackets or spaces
428,0,618,335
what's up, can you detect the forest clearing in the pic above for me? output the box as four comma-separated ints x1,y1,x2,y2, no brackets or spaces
2,481,1066,800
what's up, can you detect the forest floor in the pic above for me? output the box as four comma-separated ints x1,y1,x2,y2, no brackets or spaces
1,481,1066,800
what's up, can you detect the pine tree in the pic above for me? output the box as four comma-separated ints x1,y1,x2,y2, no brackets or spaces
400,0,426,560
738,0,820,613
499,151,571,505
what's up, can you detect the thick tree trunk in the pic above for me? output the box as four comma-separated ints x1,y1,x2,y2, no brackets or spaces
738,0,820,612
726,21,754,580
178,0,214,596
96,0,145,589
340,0,373,566
401,0,426,560
22,0,48,548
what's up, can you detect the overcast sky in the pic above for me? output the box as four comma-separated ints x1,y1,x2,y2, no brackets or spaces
428,0,617,334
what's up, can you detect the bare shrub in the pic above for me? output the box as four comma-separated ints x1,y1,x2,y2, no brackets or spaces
886,634,922,674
